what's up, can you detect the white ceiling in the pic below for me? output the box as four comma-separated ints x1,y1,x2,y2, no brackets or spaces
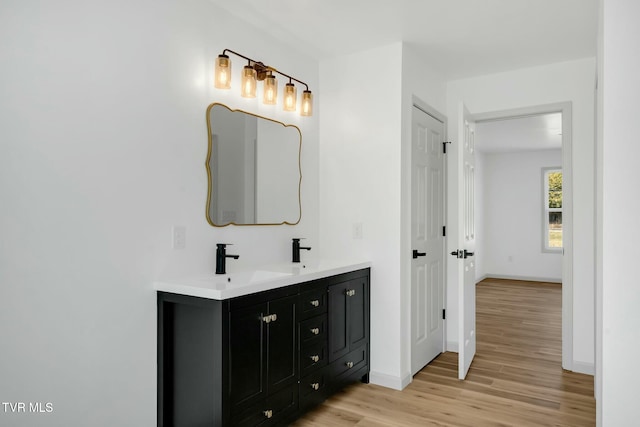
209,0,598,79
475,113,562,153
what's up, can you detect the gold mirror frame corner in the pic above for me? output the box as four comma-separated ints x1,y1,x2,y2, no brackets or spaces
205,102,302,227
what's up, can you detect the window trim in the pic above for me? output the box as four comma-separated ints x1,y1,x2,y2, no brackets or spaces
542,167,563,253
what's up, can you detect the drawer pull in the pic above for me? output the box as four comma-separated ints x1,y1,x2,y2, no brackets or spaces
311,382,320,391
262,314,277,323
310,299,320,307
310,355,320,363
263,409,273,419
310,327,320,335
345,289,356,297
346,361,354,369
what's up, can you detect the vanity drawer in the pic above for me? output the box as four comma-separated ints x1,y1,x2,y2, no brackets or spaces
299,367,330,411
299,287,327,319
300,340,328,376
299,314,327,345
330,345,368,380
231,384,298,427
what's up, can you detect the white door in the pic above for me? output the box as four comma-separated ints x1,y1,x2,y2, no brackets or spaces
457,102,476,380
411,105,445,376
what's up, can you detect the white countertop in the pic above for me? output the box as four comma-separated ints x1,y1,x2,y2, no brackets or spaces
153,259,371,300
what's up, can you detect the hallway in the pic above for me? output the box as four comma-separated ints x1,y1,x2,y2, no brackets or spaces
293,279,595,426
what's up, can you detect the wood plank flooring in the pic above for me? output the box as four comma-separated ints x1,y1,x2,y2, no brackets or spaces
292,278,595,426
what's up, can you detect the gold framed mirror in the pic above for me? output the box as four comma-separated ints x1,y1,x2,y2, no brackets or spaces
205,103,302,226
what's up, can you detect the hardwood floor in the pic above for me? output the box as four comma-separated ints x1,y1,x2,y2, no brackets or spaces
292,278,595,426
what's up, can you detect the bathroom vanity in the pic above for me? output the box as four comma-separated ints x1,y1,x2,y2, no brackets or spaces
155,261,370,426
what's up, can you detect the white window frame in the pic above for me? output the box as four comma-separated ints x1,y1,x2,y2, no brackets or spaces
542,167,563,253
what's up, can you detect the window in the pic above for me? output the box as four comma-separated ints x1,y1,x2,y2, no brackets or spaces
543,168,562,251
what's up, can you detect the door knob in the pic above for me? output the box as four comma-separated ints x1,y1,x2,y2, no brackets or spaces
412,249,426,259
463,250,475,258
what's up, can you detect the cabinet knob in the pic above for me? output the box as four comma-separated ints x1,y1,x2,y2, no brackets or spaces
346,361,354,369
310,355,320,363
310,299,320,307
310,327,320,335
345,289,356,297
270,313,277,322
311,382,320,391
263,409,273,419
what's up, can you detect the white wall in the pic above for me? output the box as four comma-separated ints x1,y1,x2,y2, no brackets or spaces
0,1,318,426
319,42,404,388
446,58,596,371
319,42,446,390
600,0,640,425
479,150,563,282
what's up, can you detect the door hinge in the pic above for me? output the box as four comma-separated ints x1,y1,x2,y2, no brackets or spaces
442,226,446,237
443,141,452,154
442,309,446,320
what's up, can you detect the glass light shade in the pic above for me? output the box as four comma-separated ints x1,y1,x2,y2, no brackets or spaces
283,83,297,111
214,54,231,89
301,90,313,116
263,74,277,105
241,66,257,98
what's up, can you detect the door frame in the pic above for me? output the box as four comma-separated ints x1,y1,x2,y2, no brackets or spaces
473,101,573,370
410,95,448,370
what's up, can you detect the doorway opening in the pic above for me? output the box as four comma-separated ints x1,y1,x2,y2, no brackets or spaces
472,103,573,370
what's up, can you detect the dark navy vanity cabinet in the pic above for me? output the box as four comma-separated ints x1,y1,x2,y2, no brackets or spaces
157,268,370,427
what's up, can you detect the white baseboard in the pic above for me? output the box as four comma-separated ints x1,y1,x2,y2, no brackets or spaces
571,360,595,375
369,370,412,390
480,273,562,284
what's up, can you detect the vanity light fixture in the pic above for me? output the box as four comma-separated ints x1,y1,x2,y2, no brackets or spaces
214,49,313,116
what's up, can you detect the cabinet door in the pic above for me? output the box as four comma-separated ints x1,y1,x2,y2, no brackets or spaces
328,281,349,362
328,277,369,362
266,295,298,392
348,278,368,350
229,302,267,410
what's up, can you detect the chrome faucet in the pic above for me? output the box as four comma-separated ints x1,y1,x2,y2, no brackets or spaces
292,238,311,263
216,243,239,274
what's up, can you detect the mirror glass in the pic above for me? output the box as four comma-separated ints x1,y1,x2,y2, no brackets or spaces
206,103,301,226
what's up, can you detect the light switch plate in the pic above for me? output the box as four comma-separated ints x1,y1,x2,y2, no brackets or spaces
172,226,186,249
353,223,363,239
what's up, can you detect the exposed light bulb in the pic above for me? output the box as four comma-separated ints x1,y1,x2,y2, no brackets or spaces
263,73,277,105
301,90,313,116
241,65,257,98
214,54,231,89
283,83,297,111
